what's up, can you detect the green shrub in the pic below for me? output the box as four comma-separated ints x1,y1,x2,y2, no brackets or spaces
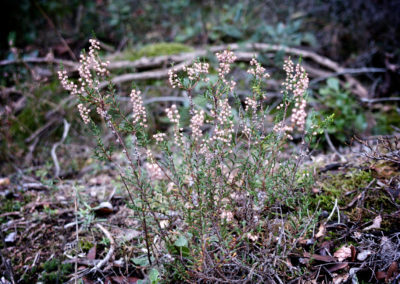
315,78,367,144
59,39,329,282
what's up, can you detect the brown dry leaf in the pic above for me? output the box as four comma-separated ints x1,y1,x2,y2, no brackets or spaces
332,272,349,284
334,245,352,262
304,252,336,262
376,271,387,280
298,237,308,245
319,241,333,256
315,223,326,238
350,245,356,261
0,177,10,187
371,162,397,179
363,215,382,231
328,262,348,273
87,245,97,260
312,187,320,194
110,276,139,284
82,277,96,284
386,261,398,283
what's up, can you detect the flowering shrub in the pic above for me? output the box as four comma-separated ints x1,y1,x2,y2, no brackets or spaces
60,39,324,282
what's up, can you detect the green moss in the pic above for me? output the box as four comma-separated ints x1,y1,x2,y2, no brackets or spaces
1,199,22,213
116,42,193,61
312,169,373,210
313,168,399,231
373,109,400,135
43,259,59,272
79,239,94,251
40,259,73,284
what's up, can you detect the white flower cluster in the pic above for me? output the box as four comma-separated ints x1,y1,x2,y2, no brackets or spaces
274,58,309,139
77,103,91,124
273,121,294,140
211,99,234,147
247,58,270,79
220,210,234,222
168,68,182,89
58,39,110,124
216,50,237,90
145,150,163,180
153,133,167,143
282,58,309,132
245,97,258,113
146,162,164,180
166,104,183,145
130,89,147,128
58,70,78,95
77,39,109,92
216,50,237,77
183,62,209,81
190,109,205,141
169,61,210,89
166,104,180,124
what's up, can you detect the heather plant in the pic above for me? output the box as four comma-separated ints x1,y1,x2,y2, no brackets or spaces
59,39,325,282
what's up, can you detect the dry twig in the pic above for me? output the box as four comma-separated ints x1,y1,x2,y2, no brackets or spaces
51,119,71,178
90,224,115,272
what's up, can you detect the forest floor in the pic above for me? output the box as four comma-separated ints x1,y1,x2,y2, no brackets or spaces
1,140,400,283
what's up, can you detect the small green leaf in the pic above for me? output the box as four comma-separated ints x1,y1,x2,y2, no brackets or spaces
174,235,188,247
131,256,149,267
327,78,340,91
149,268,160,283
193,96,208,108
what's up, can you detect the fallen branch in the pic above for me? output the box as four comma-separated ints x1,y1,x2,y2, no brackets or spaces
360,97,400,103
101,44,372,97
1,43,378,98
310,67,386,85
22,182,50,191
98,60,190,89
0,57,78,68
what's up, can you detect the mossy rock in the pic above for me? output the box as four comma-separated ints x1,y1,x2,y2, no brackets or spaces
312,169,373,211
116,42,193,61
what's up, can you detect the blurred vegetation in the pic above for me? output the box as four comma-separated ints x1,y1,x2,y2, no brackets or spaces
314,78,367,144
3,0,400,63
1,0,400,172
115,42,193,61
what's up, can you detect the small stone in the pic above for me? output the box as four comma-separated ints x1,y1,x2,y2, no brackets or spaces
357,250,373,261
5,232,17,244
